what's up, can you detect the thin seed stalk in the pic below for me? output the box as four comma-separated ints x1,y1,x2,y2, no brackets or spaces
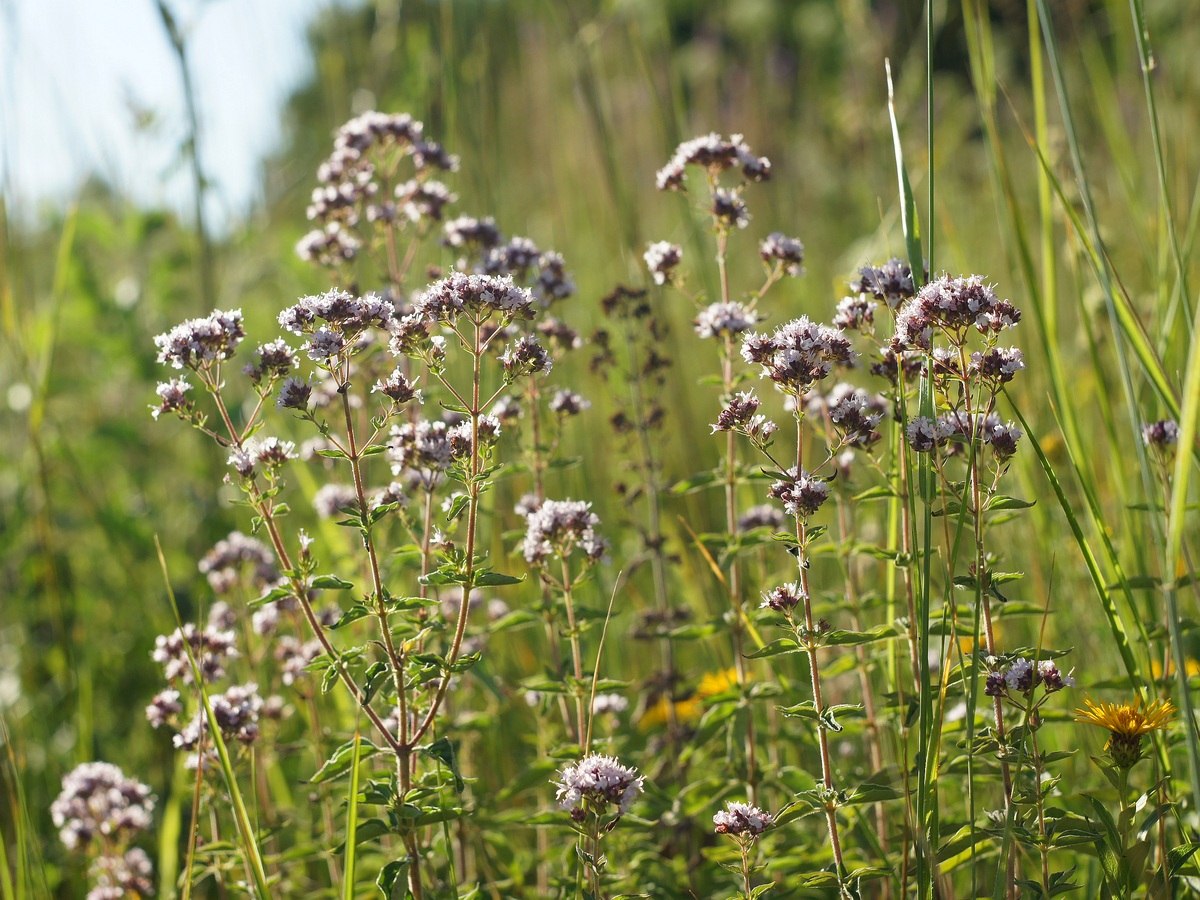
958,350,1012,802
619,306,677,731
834,492,889,862
793,413,846,878
723,344,757,801
337,375,409,790
957,349,1013,896
408,320,484,747
892,351,924,691
562,557,587,751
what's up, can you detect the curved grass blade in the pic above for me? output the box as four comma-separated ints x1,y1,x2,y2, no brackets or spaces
153,537,271,899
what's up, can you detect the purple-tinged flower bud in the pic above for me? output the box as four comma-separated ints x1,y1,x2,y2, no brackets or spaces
761,582,804,613
151,378,193,420
759,233,804,276
372,369,423,406
644,241,682,285
713,800,773,836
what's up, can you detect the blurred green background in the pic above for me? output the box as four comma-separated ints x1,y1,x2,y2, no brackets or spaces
3,0,1199,893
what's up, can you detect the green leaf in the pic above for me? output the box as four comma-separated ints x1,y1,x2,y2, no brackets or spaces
376,859,411,899
419,737,465,794
746,638,800,659
444,493,470,522
474,571,525,587
312,574,355,590
310,738,382,784
852,485,896,502
825,624,900,646
250,585,294,608
362,662,392,705
671,470,721,493
332,604,372,629
985,495,1036,511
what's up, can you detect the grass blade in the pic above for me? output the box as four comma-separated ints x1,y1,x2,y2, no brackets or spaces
153,537,272,899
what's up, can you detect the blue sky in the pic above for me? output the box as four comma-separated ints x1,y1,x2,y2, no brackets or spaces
0,0,348,230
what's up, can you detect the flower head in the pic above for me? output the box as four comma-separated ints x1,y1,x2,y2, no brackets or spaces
741,317,855,393
151,378,193,420
1076,697,1175,768
154,309,245,370
51,763,155,851
521,499,606,565
695,301,759,340
415,272,535,324
553,753,644,817
851,259,919,308
644,241,683,285
713,800,773,837
656,132,769,191
1142,419,1179,450
759,233,804,276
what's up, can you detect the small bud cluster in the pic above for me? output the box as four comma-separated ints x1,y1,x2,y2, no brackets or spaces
553,753,644,817
51,762,155,851
761,582,804,613
644,241,683,285
769,467,830,519
199,531,278,594
591,693,629,715
985,656,1075,698
851,258,919,309
656,133,771,191
869,346,923,385
151,378,193,420
759,232,804,276
152,623,239,684
738,504,786,532
173,682,265,751
892,275,1021,352
711,390,778,446
414,272,536,324
969,347,1025,384
1142,418,1179,450
388,419,455,482
694,301,759,340
521,499,607,565
372,369,423,406
712,188,750,230
243,339,297,385
227,436,298,478
811,383,885,448
154,309,246,370
833,295,876,333
396,178,456,222
295,222,362,266
442,215,502,251
499,335,554,379
548,389,590,416
274,637,323,686
312,483,360,519
742,317,855,393
713,800,773,836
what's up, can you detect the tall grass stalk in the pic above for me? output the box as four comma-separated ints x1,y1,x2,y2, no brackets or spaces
153,538,271,899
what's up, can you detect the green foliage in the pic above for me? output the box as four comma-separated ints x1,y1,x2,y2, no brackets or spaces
4,0,1200,897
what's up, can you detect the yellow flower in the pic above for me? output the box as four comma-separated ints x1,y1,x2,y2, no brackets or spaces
696,668,741,698
637,668,744,731
1076,697,1175,768
1149,658,1200,679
